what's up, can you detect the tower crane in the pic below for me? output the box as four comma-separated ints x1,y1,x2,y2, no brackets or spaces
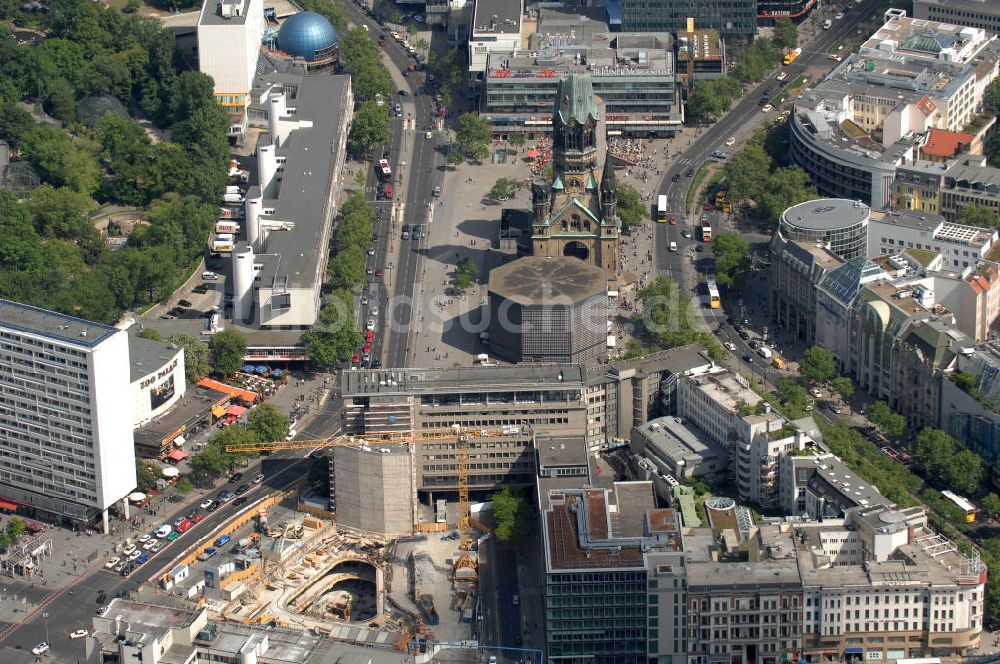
225,425,526,578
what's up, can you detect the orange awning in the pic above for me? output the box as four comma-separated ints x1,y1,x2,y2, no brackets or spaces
167,449,189,461
212,405,226,418
0,500,18,512
197,378,258,403
225,404,247,417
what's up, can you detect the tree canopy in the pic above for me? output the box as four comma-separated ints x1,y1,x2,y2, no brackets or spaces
732,39,781,83
491,486,529,543
773,18,798,50
800,345,836,383
712,232,750,288
209,329,247,377
867,401,907,439
303,291,363,367
685,77,742,122
455,113,492,158
348,101,391,159
616,184,646,226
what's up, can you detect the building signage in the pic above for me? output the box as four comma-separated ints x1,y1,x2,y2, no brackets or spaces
590,66,672,77
150,374,176,411
140,358,178,390
537,69,556,78
490,69,511,78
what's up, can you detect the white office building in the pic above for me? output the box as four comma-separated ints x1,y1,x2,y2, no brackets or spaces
0,301,137,532
197,0,266,135
868,209,997,269
468,0,523,81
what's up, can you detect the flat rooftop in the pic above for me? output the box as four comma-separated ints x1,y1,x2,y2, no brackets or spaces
684,526,802,589
199,0,253,26
782,198,870,231
488,256,608,305
536,433,589,468
778,240,844,271
595,344,712,383
543,484,679,572
129,334,181,382
256,73,351,290
791,452,888,511
133,385,221,451
97,599,199,637
472,0,522,35
205,621,320,662
341,364,587,396
676,30,723,62
685,371,762,413
0,299,118,348
870,209,946,233
861,12,991,66
636,416,727,471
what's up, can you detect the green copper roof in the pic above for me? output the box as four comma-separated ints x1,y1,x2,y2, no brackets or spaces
554,74,599,126
552,175,564,190
586,173,598,190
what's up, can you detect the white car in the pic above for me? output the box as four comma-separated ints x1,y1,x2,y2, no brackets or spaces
70,629,88,639
835,11,844,19
761,104,773,113
122,545,136,556
367,247,376,256
724,342,737,351
253,473,265,484
138,533,150,543
143,539,157,551
286,429,297,441
200,499,214,510
105,556,120,569
425,131,433,139
776,71,787,81
725,136,736,147
128,550,142,561
32,643,49,655
366,318,376,331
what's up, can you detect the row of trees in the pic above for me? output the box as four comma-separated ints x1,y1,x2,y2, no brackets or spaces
453,256,479,291
722,126,817,220
303,192,372,366
190,403,290,482
338,27,395,103
455,112,492,161
348,101,391,159
628,276,725,361
616,184,647,226
686,77,742,123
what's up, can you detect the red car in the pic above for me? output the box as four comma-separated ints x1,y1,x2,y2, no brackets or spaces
192,513,204,523
363,343,372,353
365,330,375,343
375,268,384,277
670,216,677,225
378,38,386,46
352,352,360,364
176,519,193,533
703,203,713,211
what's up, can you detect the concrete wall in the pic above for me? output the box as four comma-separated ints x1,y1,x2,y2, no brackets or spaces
333,446,414,537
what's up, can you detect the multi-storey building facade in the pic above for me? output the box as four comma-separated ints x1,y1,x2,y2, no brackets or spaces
770,234,843,344
790,9,1000,209
0,300,137,532
798,505,986,660
913,0,1000,34
867,209,997,270
617,0,758,38
540,483,686,664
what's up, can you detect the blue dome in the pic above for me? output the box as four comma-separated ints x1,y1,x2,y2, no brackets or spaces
277,12,337,61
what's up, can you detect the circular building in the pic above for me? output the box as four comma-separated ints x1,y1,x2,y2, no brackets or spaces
77,94,128,129
779,198,869,260
277,11,338,63
487,256,609,365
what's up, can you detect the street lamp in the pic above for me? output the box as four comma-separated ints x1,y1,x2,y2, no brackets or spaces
43,611,49,643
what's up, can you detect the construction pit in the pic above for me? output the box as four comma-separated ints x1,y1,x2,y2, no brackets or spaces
207,505,479,650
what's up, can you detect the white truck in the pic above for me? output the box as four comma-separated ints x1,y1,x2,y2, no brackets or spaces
822,19,832,29
219,207,245,219
223,193,245,205
757,346,773,359
225,185,244,195
215,221,240,234
212,234,234,253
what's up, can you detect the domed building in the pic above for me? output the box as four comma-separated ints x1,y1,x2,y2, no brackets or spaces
277,11,338,66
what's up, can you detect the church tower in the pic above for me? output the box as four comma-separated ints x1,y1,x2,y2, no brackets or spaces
531,74,620,279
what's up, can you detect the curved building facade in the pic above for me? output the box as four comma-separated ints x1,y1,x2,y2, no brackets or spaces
790,111,900,211
779,198,870,260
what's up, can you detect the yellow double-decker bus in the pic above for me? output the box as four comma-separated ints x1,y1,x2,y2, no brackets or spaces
783,48,801,65
706,279,721,309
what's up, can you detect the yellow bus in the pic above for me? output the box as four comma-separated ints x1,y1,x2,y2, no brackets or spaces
715,190,726,206
706,279,720,309
942,490,976,522
783,48,801,65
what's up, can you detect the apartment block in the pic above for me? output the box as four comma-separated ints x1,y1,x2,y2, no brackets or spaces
770,233,844,344
0,300,137,532
913,0,1000,35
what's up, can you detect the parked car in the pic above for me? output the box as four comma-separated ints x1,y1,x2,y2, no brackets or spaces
229,472,243,484
215,535,231,547
197,547,218,561
70,630,89,639
200,499,214,510
32,643,49,655
105,557,120,569
254,473,265,484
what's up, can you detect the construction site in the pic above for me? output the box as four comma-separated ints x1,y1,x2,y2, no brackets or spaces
153,427,502,653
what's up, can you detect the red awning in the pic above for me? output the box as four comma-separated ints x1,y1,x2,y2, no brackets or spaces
167,449,189,461
225,404,247,417
0,499,18,511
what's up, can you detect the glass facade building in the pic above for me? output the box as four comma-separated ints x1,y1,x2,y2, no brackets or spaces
617,0,758,38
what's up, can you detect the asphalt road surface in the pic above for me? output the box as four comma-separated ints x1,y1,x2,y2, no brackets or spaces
478,536,523,658
655,0,882,286
0,452,310,663
342,2,441,370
